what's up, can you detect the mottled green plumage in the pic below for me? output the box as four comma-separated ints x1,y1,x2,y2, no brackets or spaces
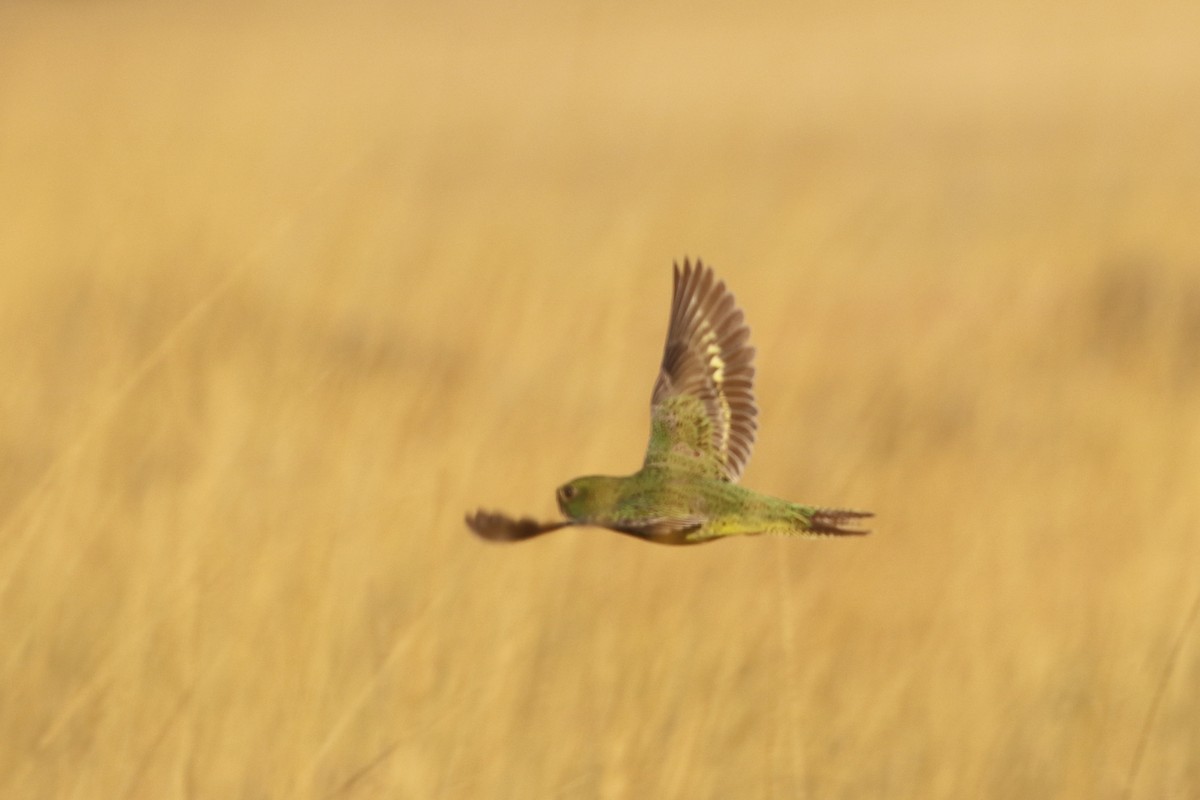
467,259,871,545
554,470,865,545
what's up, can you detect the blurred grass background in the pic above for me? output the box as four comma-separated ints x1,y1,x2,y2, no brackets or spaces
2,0,1198,796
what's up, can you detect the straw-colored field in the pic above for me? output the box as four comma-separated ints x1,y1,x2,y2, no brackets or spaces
2,1,1198,797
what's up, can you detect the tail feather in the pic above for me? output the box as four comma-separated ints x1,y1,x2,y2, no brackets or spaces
809,508,873,536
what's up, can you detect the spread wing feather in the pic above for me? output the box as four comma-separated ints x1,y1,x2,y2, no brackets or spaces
643,259,758,482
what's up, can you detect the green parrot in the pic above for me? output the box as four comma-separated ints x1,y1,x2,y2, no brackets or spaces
466,259,872,545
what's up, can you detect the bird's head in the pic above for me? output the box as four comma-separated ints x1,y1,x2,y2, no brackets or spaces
555,475,622,524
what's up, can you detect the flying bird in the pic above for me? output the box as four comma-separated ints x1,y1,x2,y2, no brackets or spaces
466,259,872,545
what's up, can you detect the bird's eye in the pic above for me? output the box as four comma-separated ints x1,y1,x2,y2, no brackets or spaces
559,485,575,501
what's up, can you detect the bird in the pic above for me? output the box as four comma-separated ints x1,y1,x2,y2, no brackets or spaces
465,259,872,545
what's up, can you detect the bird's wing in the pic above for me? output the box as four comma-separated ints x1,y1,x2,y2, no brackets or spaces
465,510,572,542
466,509,706,546
605,514,708,545
643,259,757,482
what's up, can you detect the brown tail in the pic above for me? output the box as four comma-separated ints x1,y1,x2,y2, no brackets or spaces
809,508,873,536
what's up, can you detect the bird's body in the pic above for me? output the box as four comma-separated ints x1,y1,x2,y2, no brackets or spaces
466,259,871,545
554,469,858,546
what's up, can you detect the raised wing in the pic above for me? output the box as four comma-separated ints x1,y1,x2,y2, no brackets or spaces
643,259,757,482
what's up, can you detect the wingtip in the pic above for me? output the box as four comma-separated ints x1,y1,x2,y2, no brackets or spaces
675,256,711,279
465,508,572,542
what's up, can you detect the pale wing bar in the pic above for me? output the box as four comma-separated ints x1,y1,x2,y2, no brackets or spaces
651,259,758,482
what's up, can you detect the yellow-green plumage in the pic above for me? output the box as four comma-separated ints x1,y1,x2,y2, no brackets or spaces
467,259,871,545
556,470,862,545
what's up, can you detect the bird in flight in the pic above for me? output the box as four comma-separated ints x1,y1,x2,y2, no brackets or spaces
466,259,872,545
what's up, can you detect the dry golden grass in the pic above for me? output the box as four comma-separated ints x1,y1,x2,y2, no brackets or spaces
2,1,1199,797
